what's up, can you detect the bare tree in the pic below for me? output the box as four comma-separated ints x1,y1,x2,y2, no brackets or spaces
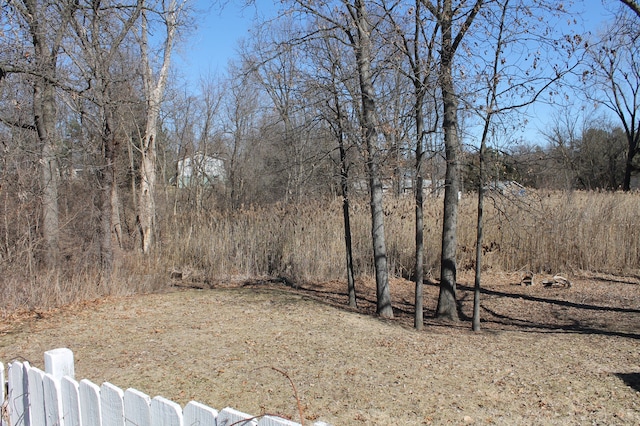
68,0,144,281
0,0,79,270
381,0,439,328
419,0,484,321
138,0,188,253
349,0,393,317
465,0,579,330
221,63,261,209
584,9,639,191
307,35,360,308
286,0,393,317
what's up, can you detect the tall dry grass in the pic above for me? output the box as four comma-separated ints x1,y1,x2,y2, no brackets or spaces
1,189,638,315
160,189,640,283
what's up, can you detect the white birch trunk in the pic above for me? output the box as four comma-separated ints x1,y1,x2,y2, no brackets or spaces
139,0,182,253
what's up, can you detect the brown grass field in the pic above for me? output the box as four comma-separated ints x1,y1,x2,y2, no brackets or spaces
1,270,638,425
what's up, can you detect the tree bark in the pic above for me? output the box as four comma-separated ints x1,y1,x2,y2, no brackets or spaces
472,136,486,332
23,0,66,271
426,0,483,321
139,1,180,253
353,0,393,318
35,70,60,271
435,0,461,321
98,114,116,283
340,137,357,308
335,92,357,308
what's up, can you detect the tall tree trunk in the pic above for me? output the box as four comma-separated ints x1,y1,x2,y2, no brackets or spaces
98,118,116,284
474,0,507,331
414,98,425,329
35,77,60,271
25,0,65,271
139,2,179,253
337,108,357,308
139,128,157,252
325,39,357,308
412,0,430,330
431,0,484,321
353,0,393,318
435,0,461,321
472,136,486,332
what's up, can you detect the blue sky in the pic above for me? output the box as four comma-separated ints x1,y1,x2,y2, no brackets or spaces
174,1,620,144
175,0,278,85
177,1,613,81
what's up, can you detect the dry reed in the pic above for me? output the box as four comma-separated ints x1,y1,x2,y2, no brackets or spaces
161,189,640,284
1,189,639,315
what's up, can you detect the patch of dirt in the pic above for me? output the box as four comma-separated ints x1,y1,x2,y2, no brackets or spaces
1,272,639,425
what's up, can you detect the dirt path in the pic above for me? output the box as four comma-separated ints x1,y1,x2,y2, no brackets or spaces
1,272,639,425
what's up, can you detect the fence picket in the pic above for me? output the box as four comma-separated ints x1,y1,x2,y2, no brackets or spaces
183,401,217,426
79,379,102,426
8,361,30,426
43,373,64,426
100,383,125,426
123,388,151,426
217,407,259,426
2,349,331,426
61,376,81,426
44,348,75,382
150,396,183,426
27,366,46,425
258,416,302,426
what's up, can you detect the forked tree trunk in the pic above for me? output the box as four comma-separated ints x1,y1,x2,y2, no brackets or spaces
139,2,179,253
432,0,484,321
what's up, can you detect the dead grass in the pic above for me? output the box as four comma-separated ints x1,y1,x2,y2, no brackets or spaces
2,190,640,315
1,272,638,425
159,190,640,286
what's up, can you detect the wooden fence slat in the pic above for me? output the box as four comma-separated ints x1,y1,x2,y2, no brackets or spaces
27,366,46,426
257,416,301,426
79,379,102,426
44,348,75,381
183,401,218,426
8,361,30,426
61,376,81,426
123,388,151,426
2,350,326,426
150,396,183,426
43,373,63,426
216,407,259,426
101,382,125,426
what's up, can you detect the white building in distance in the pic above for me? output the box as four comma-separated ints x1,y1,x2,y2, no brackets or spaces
176,153,225,188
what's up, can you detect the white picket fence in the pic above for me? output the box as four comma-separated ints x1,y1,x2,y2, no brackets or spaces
1,348,330,426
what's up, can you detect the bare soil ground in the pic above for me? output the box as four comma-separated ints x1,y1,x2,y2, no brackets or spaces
1,272,639,425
